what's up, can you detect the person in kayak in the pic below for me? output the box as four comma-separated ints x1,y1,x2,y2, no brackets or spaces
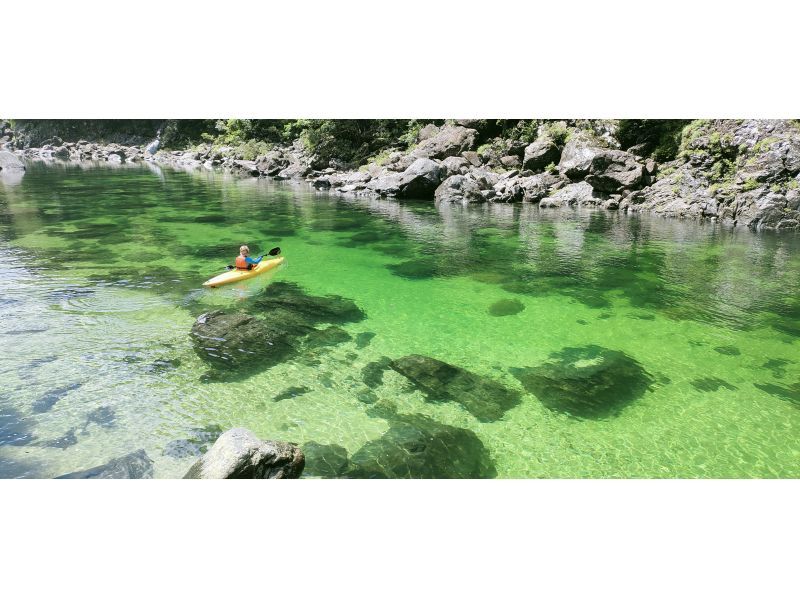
234,245,263,270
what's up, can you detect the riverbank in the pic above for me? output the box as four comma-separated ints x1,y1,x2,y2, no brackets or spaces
3,119,799,231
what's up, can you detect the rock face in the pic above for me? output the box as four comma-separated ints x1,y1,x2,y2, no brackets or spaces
0,150,25,172
56,449,154,479
389,354,521,422
345,414,496,479
630,120,800,229
184,428,304,479
510,345,654,419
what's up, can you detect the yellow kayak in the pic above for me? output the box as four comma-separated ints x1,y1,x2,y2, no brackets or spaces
202,256,285,288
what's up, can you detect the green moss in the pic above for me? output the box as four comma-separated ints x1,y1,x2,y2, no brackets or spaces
753,137,779,154
742,178,760,191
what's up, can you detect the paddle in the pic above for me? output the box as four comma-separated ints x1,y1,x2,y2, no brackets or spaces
225,246,281,270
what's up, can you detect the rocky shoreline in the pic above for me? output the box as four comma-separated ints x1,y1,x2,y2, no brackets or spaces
3,119,799,230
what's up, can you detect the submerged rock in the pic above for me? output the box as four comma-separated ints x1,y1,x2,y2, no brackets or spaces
0,407,35,447
183,428,304,479
270,386,311,402
163,425,224,459
82,406,116,432
344,414,496,479
56,449,154,479
690,377,738,392
39,428,79,449
302,441,350,478
32,382,82,413
510,345,653,418
754,380,800,407
355,331,376,349
488,298,525,317
389,354,521,422
191,311,295,369
361,357,393,388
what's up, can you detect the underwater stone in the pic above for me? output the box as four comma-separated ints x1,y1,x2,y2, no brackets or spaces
389,354,521,422
304,326,352,349
714,345,741,356
355,331,376,349
754,381,800,407
271,386,311,402
0,407,35,447
32,382,82,413
361,357,393,389
488,298,525,317
57,449,154,479
690,377,738,392
40,428,79,449
302,442,350,478
82,406,116,432
344,414,496,479
510,345,653,419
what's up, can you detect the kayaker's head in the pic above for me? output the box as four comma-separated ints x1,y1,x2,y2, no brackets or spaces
239,245,250,257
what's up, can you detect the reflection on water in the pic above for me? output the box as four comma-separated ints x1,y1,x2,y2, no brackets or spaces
1,161,799,478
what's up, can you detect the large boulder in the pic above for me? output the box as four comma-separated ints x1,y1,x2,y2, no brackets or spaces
493,172,561,203
388,354,520,422
411,125,478,160
558,135,605,180
510,345,654,419
523,138,561,172
344,414,496,479
441,156,469,177
434,175,485,205
255,149,290,176
585,149,650,193
392,158,445,198
539,181,607,208
0,150,25,172
184,428,304,479
56,449,154,479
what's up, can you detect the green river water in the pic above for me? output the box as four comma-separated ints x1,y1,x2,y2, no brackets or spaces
1,161,799,478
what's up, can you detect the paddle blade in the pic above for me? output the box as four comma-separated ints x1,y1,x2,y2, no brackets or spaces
267,247,281,256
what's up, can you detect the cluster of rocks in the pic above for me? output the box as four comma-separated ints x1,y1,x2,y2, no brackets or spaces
55,429,305,479
7,119,800,230
11,138,148,163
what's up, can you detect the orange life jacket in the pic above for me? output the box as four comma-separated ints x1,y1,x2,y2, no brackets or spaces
235,255,250,270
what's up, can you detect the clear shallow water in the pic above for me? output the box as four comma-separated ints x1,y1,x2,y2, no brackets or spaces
1,161,799,478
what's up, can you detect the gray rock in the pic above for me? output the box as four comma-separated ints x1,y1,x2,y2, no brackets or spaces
500,155,521,169
183,428,304,479
441,156,469,177
523,138,561,172
434,175,485,205
540,181,607,208
585,149,650,193
393,158,445,198
558,135,605,180
57,449,154,479
417,123,440,141
0,150,25,171
411,125,478,160
461,151,483,167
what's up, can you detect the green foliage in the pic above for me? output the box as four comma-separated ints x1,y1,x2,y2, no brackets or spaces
752,137,779,154
617,119,691,161
293,119,423,167
742,178,760,191
542,121,570,146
